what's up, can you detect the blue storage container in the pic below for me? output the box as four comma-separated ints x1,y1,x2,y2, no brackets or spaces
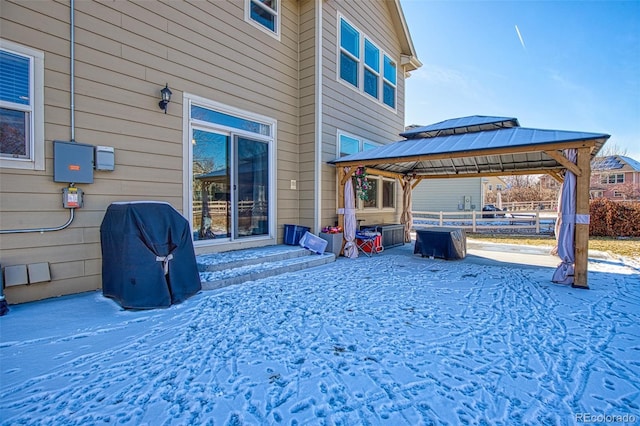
283,224,310,245
299,231,328,254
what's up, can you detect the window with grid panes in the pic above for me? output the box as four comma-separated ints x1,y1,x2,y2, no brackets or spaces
0,42,44,170
338,15,397,111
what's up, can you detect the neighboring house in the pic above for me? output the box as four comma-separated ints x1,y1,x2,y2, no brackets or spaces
539,174,561,190
540,155,640,201
482,176,507,204
590,155,640,200
411,175,505,213
412,178,484,213
0,0,421,303
405,121,507,213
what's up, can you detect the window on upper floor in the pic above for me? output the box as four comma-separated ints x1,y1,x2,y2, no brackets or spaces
338,131,378,158
363,39,379,99
339,18,360,88
0,41,44,170
338,133,359,157
382,55,396,109
338,16,398,111
246,0,280,39
600,173,624,184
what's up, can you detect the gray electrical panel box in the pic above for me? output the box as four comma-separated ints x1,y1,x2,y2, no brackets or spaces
95,146,115,171
53,140,94,183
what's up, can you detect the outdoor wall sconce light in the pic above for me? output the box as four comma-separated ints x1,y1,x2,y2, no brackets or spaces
158,84,172,114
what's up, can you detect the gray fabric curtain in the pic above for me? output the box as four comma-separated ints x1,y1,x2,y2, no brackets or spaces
343,168,358,258
401,177,413,243
552,149,577,285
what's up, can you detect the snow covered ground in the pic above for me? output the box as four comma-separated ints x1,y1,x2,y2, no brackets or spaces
1,241,639,425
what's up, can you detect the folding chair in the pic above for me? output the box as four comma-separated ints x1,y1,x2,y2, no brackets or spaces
355,228,383,257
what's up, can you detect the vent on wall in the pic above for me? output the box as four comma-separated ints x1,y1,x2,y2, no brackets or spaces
2,263,51,287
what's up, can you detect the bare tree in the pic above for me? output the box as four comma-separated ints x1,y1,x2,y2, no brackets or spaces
502,174,558,203
597,142,628,158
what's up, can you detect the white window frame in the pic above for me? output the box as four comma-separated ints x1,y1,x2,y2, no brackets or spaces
601,173,625,184
338,16,360,89
0,40,44,170
336,14,398,112
245,0,281,41
337,130,396,211
183,94,277,247
382,54,397,110
361,176,397,211
380,177,396,209
363,38,380,100
337,130,379,158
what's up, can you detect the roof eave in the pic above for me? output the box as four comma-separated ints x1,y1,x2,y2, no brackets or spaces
391,0,421,72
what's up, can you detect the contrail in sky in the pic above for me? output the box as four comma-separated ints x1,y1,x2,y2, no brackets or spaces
515,24,526,50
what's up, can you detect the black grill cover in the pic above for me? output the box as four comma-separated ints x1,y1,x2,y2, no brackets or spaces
100,202,201,309
414,227,467,260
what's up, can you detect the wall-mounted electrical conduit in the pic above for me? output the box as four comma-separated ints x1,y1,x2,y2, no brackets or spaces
0,2,78,236
0,208,76,235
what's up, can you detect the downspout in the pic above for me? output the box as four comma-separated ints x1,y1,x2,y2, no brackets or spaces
313,0,322,233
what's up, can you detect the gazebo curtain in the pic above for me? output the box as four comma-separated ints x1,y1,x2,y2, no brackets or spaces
343,168,358,259
552,149,577,285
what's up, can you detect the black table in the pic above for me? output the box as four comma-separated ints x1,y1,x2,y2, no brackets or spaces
414,227,466,260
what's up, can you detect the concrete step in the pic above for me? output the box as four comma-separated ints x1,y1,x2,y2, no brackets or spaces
197,245,336,291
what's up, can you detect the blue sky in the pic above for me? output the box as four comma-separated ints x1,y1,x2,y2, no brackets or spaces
401,0,640,161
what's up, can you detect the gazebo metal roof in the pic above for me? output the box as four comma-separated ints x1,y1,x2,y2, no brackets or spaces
400,115,520,139
331,116,610,180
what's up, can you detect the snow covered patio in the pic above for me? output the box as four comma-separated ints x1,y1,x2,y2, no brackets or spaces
1,241,639,425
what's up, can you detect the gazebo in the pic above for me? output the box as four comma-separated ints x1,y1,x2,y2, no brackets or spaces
330,116,610,289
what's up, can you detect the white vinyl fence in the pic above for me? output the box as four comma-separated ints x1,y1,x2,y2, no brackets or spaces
412,210,558,235
499,200,557,211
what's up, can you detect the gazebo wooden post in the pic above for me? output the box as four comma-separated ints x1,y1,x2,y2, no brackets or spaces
573,147,592,288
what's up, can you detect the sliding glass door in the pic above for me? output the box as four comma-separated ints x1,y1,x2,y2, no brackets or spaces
188,100,274,244
192,129,231,240
191,130,271,243
235,136,269,238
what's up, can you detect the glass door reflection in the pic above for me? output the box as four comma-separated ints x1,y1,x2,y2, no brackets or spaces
192,129,230,241
235,136,269,238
